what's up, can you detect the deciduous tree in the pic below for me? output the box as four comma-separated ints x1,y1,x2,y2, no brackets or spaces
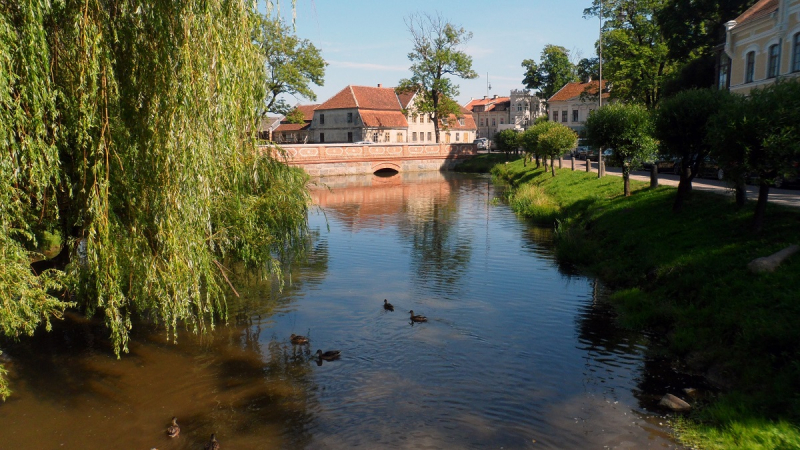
254,17,327,116
397,12,478,143
585,103,656,195
522,45,578,101
538,124,578,176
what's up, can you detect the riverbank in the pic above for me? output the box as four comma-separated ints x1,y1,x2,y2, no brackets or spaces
461,155,800,449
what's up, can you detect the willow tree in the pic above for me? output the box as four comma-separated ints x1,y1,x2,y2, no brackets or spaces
397,12,478,143
0,0,310,399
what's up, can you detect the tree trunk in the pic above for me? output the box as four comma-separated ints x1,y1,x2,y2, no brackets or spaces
623,163,631,196
550,157,555,176
650,164,658,188
558,156,562,169
571,156,574,171
672,165,694,212
753,182,770,233
543,157,548,172
535,154,540,168
735,182,747,207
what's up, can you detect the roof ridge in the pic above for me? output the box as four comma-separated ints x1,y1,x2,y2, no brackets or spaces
349,85,358,108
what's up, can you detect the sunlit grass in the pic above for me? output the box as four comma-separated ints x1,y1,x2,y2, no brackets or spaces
468,155,800,448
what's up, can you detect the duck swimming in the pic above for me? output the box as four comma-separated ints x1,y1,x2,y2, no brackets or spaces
290,334,309,345
167,417,180,438
316,349,341,361
204,433,220,450
383,299,394,311
409,310,427,322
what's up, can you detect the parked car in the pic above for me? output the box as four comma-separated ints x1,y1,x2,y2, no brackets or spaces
672,157,723,180
642,154,676,172
575,146,589,160
473,138,489,150
354,140,374,145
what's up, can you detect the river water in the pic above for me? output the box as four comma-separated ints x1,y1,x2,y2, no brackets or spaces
0,171,690,449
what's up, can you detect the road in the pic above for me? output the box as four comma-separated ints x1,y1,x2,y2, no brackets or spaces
566,157,800,208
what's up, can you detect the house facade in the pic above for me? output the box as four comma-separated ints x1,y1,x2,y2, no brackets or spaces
719,0,800,94
547,80,609,135
305,84,476,144
464,90,544,139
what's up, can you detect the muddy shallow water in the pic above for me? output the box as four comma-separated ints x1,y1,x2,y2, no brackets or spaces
0,171,697,449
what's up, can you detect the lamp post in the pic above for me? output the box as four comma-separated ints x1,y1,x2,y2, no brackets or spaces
597,0,604,178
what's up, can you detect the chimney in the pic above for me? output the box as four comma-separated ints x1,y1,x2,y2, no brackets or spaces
493,94,498,99
483,95,488,99
377,83,383,88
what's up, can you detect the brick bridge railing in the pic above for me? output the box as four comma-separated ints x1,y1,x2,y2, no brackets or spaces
261,142,477,176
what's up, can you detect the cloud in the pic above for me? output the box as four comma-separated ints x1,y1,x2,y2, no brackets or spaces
327,60,409,72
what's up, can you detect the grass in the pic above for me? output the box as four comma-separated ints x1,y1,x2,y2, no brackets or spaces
466,154,800,449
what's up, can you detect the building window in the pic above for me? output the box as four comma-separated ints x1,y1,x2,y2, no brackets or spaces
517,103,522,111
552,111,558,121
412,132,417,142
793,33,800,72
480,118,484,126
718,54,729,89
397,132,404,142
347,112,353,123
385,132,390,142
500,118,504,124
427,132,432,141
373,132,378,142
458,118,464,126
455,133,460,142
347,132,353,142
412,114,417,123
319,133,324,143
768,44,780,78
320,114,325,125
572,110,578,122
745,51,755,83
492,118,496,126
561,111,567,122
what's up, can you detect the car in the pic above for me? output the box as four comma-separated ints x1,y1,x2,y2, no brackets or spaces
575,146,589,160
354,140,374,145
672,157,723,180
642,154,676,172
473,138,489,150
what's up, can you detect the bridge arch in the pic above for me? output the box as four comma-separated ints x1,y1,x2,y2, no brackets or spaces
372,162,401,174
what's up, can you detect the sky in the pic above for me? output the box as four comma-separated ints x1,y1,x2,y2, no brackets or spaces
271,0,602,108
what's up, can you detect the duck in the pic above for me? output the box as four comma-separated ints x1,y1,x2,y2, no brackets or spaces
205,433,220,450
290,333,309,345
166,416,180,438
409,310,427,322
383,299,394,311
316,349,341,361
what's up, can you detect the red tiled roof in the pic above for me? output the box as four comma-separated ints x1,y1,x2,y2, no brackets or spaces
359,111,408,128
317,85,402,111
464,96,511,112
447,106,476,130
275,104,318,132
735,0,778,25
548,80,609,103
397,90,416,109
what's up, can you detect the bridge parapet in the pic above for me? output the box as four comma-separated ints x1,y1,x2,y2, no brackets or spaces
261,142,476,176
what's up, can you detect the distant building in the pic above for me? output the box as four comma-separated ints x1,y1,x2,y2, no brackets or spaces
464,90,544,139
273,104,318,144
717,0,800,95
257,116,283,141
547,80,609,135
306,84,476,144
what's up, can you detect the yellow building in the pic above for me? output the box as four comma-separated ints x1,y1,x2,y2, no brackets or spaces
721,0,800,94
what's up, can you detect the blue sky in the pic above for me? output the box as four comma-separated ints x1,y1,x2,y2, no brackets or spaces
273,0,602,107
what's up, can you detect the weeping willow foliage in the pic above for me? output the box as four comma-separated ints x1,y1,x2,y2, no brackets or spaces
0,0,310,399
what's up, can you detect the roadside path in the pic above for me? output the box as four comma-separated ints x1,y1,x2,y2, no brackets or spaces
564,156,800,209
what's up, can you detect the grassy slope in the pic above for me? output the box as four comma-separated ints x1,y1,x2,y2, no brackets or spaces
474,155,800,449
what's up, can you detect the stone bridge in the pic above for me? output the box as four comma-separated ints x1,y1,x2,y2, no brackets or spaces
262,143,477,176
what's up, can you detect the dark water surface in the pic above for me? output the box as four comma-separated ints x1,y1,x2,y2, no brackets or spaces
0,171,689,449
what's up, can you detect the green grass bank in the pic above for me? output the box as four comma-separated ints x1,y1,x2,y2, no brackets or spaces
462,155,800,449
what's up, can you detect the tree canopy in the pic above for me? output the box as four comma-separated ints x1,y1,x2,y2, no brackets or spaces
521,45,578,101
585,103,655,195
1,0,310,399
584,0,673,108
254,16,327,116
397,12,477,143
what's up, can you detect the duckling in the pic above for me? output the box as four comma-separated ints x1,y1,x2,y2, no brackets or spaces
315,349,341,361
409,310,427,322
204,433,220,450
290,333,309,345
383,299,394,311
166,416,180,438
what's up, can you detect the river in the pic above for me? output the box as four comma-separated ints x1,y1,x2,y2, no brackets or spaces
0,171,691,449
